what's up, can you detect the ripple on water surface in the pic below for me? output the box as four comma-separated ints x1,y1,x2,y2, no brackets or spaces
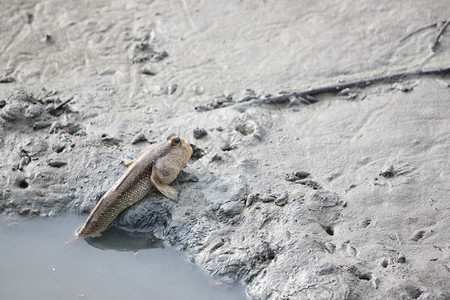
0,216,247,300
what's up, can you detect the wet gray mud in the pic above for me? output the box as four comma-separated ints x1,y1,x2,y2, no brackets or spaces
0,216,247,300
1,1,450,299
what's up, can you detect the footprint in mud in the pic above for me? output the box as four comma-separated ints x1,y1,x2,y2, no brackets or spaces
341,241,360,257
344,266,372,281
379,163,415,178
235,120,264,140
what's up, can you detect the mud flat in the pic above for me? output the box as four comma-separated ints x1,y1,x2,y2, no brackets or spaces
1,1,449,299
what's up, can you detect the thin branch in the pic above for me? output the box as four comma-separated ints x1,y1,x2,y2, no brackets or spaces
195,66,450,112
431,17,450,52
54,96,74,110
245,67,450,107
399,23,439,43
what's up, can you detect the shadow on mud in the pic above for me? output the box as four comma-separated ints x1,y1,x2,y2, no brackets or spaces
86,226,164,252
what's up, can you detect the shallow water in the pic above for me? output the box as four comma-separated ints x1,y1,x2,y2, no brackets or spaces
0,216,247,300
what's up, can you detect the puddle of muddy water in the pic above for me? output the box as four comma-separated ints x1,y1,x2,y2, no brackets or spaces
0,215,247,300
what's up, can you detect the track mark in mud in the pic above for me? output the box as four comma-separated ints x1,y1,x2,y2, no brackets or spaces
321,225,334,236
411,230,426,242
1,18,26,53
295,179,322,190
235,120,264,140
349,102,388,142
235,123,255,136
237,21,291,41
341,241,360,257
405,285,423,299
15,178,29,189
379,164,415,178
181,0,200,33
358,273,372,281
190,144,205,161
361,219,371,228
348,245,359,257
345,266,372,282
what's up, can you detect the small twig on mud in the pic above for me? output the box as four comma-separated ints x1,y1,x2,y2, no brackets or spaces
54,96,74,110
245,67,450,106
399,22,440,43
431,17,450,52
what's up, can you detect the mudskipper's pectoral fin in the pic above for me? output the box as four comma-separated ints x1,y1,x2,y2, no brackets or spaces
151,177,179,202
87,232,103,239
123,159,134,166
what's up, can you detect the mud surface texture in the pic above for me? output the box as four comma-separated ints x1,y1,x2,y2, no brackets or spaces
1,1,449,299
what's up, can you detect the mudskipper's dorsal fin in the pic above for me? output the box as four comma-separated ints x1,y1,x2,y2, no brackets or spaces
114,168,135,192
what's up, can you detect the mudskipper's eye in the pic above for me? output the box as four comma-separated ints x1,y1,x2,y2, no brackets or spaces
173,137,180,144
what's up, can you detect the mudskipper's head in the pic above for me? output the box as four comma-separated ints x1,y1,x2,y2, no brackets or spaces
166,133,193,160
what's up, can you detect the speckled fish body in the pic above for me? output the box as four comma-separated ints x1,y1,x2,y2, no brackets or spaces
76,134,192,238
